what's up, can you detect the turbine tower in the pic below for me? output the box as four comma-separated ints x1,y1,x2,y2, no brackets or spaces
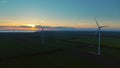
94,18,107,55
41,25,44,45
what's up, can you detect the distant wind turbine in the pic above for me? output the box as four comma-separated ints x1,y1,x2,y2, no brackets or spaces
13,26,16,32
94,17,108,55
41,25,45,45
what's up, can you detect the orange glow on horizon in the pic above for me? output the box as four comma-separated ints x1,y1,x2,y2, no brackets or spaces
0,19,120,30
0,27,38,31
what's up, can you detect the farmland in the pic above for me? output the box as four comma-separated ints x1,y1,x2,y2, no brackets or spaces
0,31,120,68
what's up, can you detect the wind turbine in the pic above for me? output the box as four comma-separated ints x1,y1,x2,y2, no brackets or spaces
94,17,107,55
40,25,45,45
13,26,16,32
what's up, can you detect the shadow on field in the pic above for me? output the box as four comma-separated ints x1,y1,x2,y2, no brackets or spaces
0,48,64,61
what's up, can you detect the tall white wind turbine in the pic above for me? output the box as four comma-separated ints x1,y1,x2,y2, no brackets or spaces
94,18,107,55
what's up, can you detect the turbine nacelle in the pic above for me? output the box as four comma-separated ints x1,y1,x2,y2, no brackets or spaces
98,26,108,29
94,17,108,29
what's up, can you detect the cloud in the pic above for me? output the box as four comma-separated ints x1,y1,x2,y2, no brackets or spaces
18,26,32,28
1,25,119,31
35,25,76,29
0,25,77,31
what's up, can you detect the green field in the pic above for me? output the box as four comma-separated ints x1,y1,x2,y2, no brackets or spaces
0,52,112,68
69,37,120,48
0,32,120,68
0,37,77,58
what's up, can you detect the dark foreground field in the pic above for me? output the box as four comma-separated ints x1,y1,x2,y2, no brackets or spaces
0,31,120,68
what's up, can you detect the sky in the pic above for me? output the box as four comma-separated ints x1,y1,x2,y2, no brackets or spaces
0,0,120,31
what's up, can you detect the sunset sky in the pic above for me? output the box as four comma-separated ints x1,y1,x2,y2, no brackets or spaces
0,0,120,31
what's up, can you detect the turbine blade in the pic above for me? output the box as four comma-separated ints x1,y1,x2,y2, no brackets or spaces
100,26,109,28
94,17,100,27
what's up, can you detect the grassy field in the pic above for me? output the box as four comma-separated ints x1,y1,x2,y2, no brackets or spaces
0,52,114,68
0,33,78,58
69,37,120,48
0,31,120,68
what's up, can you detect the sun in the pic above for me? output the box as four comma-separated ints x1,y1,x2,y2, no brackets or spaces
28,24,36,28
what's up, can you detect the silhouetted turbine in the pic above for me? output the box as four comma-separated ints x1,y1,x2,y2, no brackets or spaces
41,26,44,45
